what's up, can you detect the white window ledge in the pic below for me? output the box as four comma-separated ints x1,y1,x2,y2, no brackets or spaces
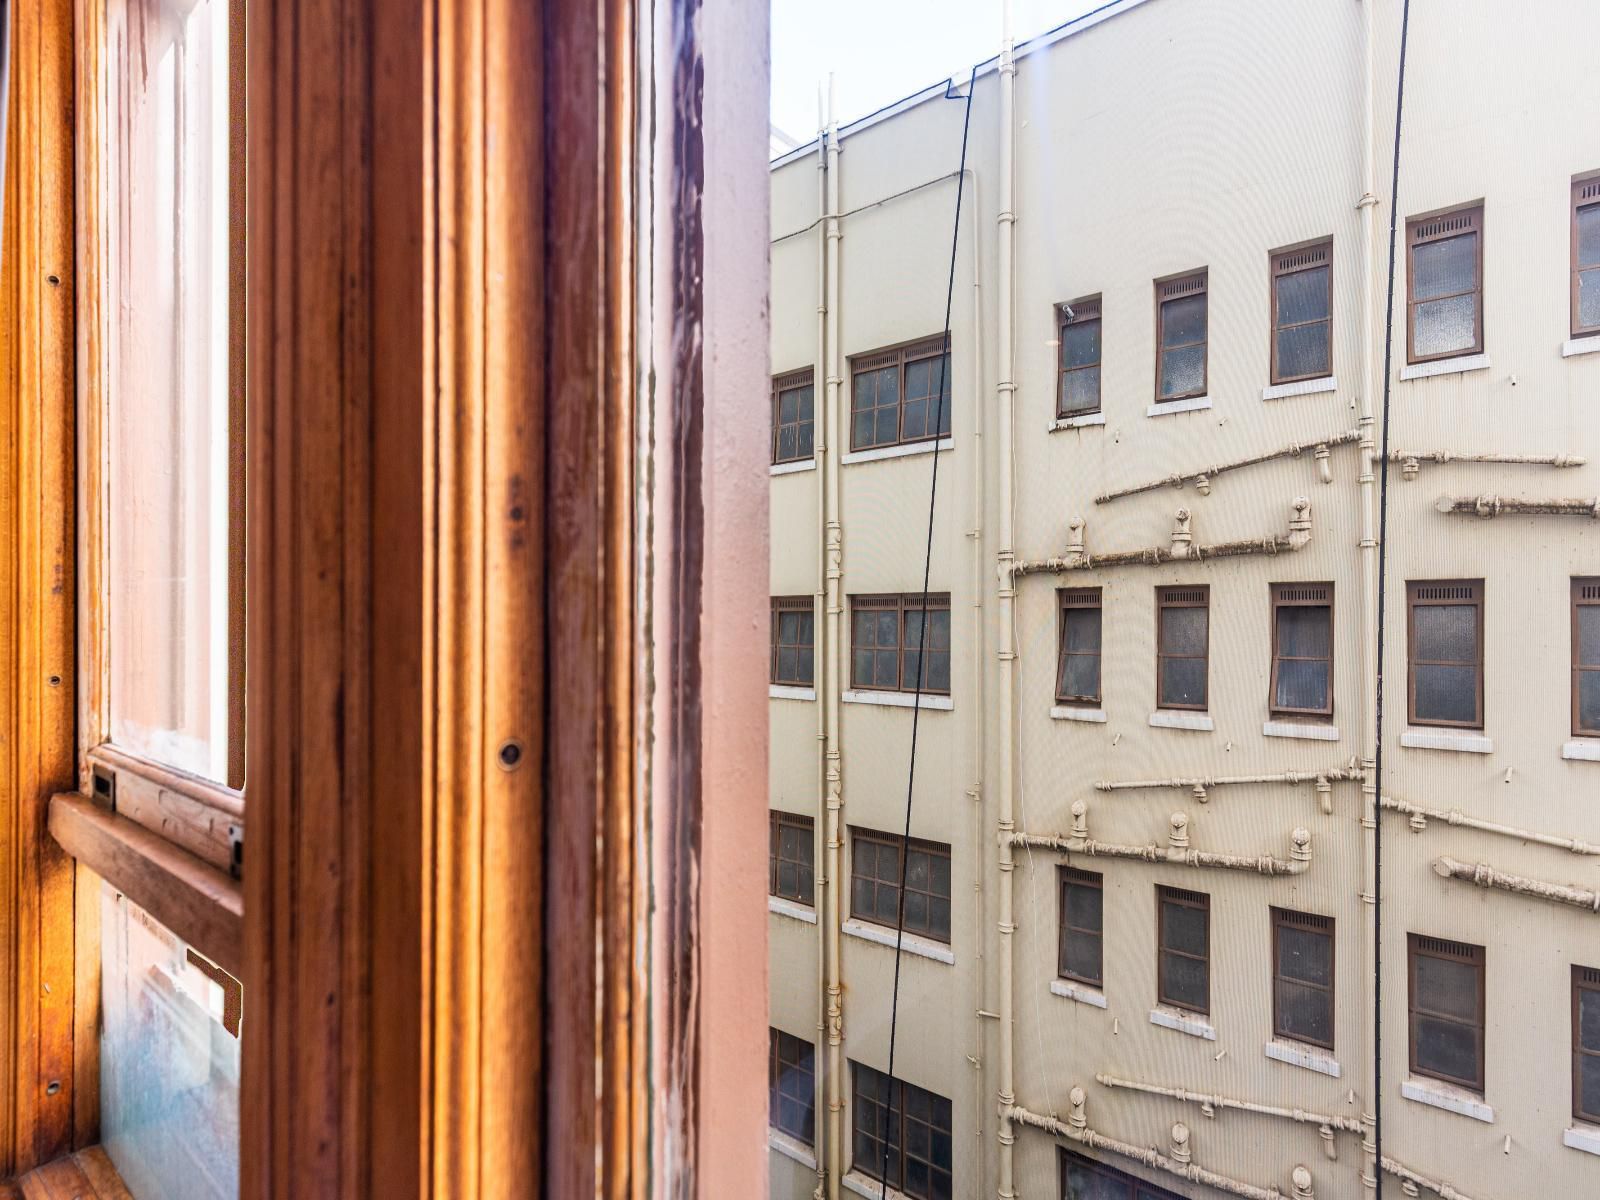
1264,1039,1341,1078
1149,1006,1216,1041
841,437,953,466
770,684,817,701
1561,337,1600,359
1146,394,1212,418
1052,705,1107,724
1050,411,1105,431
1262,375,1337,401
1399,353,1490,381
770,457,817,477
1401,728,1493,755
1562,740,1600,762
769,1129,817,1170
843,689,953,712
1263,719,1339,743
1051,978,1108,1009
1149,710,1214,732
1401,1077,1494,1124
841,918,955,965
769,895,818,924
1564,1123,1600,1157
844,1171,911,1200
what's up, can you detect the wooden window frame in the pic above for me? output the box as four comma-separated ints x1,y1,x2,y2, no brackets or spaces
1574,966,1600,1124
1269,240,1333,385
1406,204,1484,365
770,595,815,687
1155,585,1209,712
1057,866,1103,988
1271,908,1335,1051
848,334,952,453
1573,176,1600,339
1154,270,1208,402
1059,1149,1186,1200
1575,578,1600,737
1407,933,1486,1093
771,366,816,465
849,593,952,696
769,811,815,906
848,828,952,945
1056,295,1102,418
1156,885,1210,1016
769,1027,817,1146
1270,582,1334,719
1406,580,1484,730
1055,588,1102,706
849,1062,953,1200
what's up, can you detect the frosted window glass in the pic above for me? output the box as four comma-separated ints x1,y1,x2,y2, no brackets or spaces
1413,294,1477,358
1579,606,1600,666
1159,345,1204,397
1275,661,1329,712
1579,204,1600,269
1059,366,1100,414
1582,271,1600,330
1276,980,1332,1045
1160,607,1207,657
1160,659,1206,708
1275,321,1331,379
1161,294,1206,346
1415,664,1478,724
1416,954,1479,1021
1278,605,1331,658
1278,925,1332,986
1162,901,1206,956
1414,603,1477,663
1412,232,1476,300
1160,952,1207,1010
1061,321,1100,369
1275,266,1329,324
1414,1016,1477,1083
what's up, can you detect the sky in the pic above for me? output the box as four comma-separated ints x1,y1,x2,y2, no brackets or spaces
769,0,1108,150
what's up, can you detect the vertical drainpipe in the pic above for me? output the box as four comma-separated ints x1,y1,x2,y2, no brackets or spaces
812,81,831,1200
995,6,1019,1199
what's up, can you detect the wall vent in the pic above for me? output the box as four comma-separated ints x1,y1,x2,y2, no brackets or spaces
1161,588,1208,605
1060,588,1101,607
1061,866,1101,887
1414,934,1480,960
1413,583,1477,602
1160,885,1208,906
1277,585,1331,603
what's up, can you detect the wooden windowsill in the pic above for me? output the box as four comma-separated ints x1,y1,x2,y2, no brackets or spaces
49,791,243,978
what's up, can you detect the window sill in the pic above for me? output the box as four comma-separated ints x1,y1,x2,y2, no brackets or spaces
1401,1077,1493,1123
1052,705,1107,724
1262,375,1337,401
843,1172,911,1200
770,684,817,701
770,457,817,476
841,436,953,466
769,895,818,924
1401,728,1493,755
1050,978,1108,1009
1562,739,1600,762
1399,353,1490,381
1149,1006,1216,1041
1263,719,1339,742
1564,1123,1600,1157
1050,411,1105,431
841,918,954,965
1264,1039,1341,1078
843,690,953,711
768,1129,817,1170
1561,337,1600,359
1149,710,1214,732
1146,394,1212,418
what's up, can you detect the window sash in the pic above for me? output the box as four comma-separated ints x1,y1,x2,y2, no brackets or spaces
1575,578,1600,737
770,596,815,686
1060,1149,1186,1200
1058,867,1103,987
1575,967,1600,1123
1573,178,1600,338
769,1028,816,1145
1271,908,1335,1049
1407,581,1484,729
849,594,952,696
1155,273,1208,402
848,336,951,452
1408,934,1486,1092
771,368,816,465
1269,241,1333,384
851,1064,953,1200
1270,583,1333,718
1156,586,1209,712
1055,589,1103,705
769,811,814,905
1406,206,1484,364
1057,296,1102,417
1156,886,1210,1015
849,829,952,944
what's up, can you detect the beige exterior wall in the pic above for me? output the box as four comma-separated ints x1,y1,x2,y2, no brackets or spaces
768,2,1600,1198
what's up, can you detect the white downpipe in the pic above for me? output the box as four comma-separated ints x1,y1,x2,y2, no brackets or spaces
811,81,830,1200
1097,763,1363,815
1010,804,1312,877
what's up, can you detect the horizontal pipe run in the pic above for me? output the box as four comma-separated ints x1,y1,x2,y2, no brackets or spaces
1381,1156,1487,1200
1098,763,1362,813
1434,494,1600,519
1016,499,1311,577
1381,796,1599,854
1392,449,1586,480
1094,1073,1365,1137
1095,432,1361,504
1432,856,1600,912
1010,803,1311,877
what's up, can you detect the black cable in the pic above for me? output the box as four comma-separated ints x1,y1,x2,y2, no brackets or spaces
877,66,976,1198
1372,1,1413,1193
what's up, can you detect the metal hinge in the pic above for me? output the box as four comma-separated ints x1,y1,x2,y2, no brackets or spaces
229,825,243,880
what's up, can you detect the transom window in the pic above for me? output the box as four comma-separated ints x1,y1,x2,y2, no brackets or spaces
1574,176,1600,339
1057,867,1103,988
850,593,951,695
1270,240,1332,384
1406,205,1483,364
771,368,815,465
1155,271,1207,401
769,1028,816,1145
1408,934,1485,1093
849,336,951,452
1055,588,1102,706
1575,578,1600,737
1057,296,1102,417
1407,580,1483,729
770,596,815,687
1156,586,1209,711
849,829,952,944
769,811,814,906
1574,966,1600,1124
1271,583,1333,718
1272,908,1334,1049
850,1063,953,1200
1156,885,1209,1015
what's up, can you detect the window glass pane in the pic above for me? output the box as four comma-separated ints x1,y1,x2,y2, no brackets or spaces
1159,345,1205,397
926,649,950,693
1416,954,1479,1020
106,0,233,783
1161,293,1206,346
1414,603,1477,663
1064,933,1101,983
1060,366,1100,414
1275,322,1330,379
1581,672,1600,732
1062,321,1100,369
1582,269,1600,330
1065,882,1102,929
1278,924,1332,985
1277,605,1330,658
1413,294,1477,358
1579,204,1600,269
1066,1162,1128,1200
1065,608,1102,653
1412,232,1477,300
1275,660,1329,711
1415,664,1478,724
1160,658,1207,707
1579,606,1600,667
1162,901,1206,956
1583,1055,1600,1119
779,389,798,423
1275,979,1332,1045
1059,654,1100,701
1160,951,1207,1010
1580,986,1600,1050
1415,1015,1478,1084
1276,266,1329,325
1160,606,1207,656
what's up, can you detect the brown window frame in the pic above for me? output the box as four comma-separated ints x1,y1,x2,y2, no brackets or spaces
849,593,952,696
769,810,815,906
1156,585,1209,712
1055,588,1102,707
1406,204,1484,365
1574,965,1600,1124
1407,933,1486,1093
1156,885,1210,1016
1057,295,1102,418
1154,270,1208,402
771,366,816,465
1059,1149,1186,1200
850,1063,953,1200
1057,866,1103,988
1573,176,1600,339
1406,580,1484,730
769,1027,817,1145
848,334,952,453
1271,908,1335,1051
1269,240,1333,385
1270,582,1334,719
849,827,952,945
1575,578,1600,737
770,595,815,687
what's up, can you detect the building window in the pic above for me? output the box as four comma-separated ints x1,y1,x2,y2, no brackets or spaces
1406,205,1483,364
770,811,814,906
769,1028,816,1145
772,368,816,464
1156,586,1209,711
1058,296,1102,417
1270,241,1332,383
850,829,952,944
1271,583,1333,718
1156,886,1209,1015
850,594,951,695
1574,177,1600,339
1407,581,1483,729
1058,867,1103,988
1574,966,1600,1124
1408,934,1485,1093
1576,579,1600,737
1155,271,1207,401
771,596,815,686
849,336,952,452
1060,1150,1185,1200
1055,588,1103,706
1272,909,1334,1049
850,1063,953,1200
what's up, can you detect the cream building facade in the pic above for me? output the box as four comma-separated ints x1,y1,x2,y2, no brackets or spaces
765,2,1600,1198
